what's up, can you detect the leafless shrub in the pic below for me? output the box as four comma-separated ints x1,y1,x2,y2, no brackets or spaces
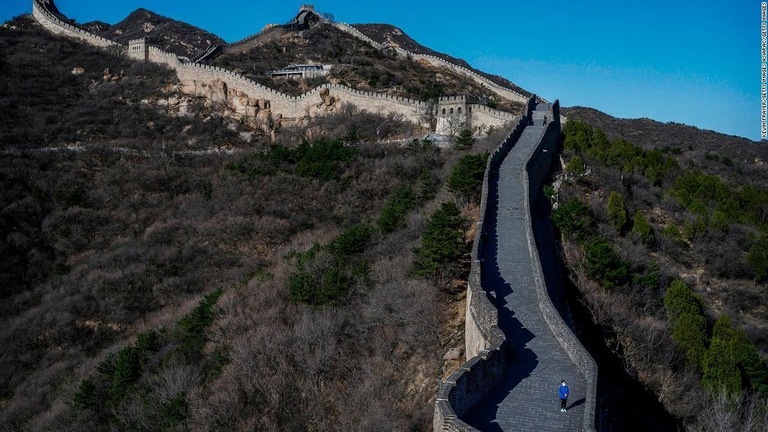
690,390,768,432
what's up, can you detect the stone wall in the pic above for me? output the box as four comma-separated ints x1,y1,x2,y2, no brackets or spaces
468,104,518,135
463,112,529,359
523,101,597,432
433,337,510,431
176,63,431,123
170,52,520,133
435,95,519,135
433,98,533,432
31,1,520,135
32,0,120,49
147,46,181,68
333,22,529,104
434,100,598,431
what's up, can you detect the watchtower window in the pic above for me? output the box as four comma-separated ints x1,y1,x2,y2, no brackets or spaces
442,108,446,115
450,108,454,115
457,107,462,114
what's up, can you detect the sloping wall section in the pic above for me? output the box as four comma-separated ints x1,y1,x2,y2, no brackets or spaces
434,100,597,431
31,0,520,136
32,0,120,48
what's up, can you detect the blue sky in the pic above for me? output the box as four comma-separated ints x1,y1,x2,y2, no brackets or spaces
1,0,760,141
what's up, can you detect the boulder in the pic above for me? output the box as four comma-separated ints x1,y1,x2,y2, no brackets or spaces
318,88,337,108
443,348,463,361
255,109,273,130
207,80,227,104
245,106,258,117
71,67,85,75
230,96,249,113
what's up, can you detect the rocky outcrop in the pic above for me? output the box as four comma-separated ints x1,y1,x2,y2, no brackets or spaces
102,68,124,82
317,88,338,110
178,78,278,133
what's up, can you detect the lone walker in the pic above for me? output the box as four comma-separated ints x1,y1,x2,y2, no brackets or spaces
559,380,569,412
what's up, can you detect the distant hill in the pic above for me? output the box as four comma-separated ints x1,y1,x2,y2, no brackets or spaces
83,8,224,58
352,23,532,98
563,106,768,188
79,20,110,35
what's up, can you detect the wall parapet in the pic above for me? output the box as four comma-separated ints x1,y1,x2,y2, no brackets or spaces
524,100,597,431
468,104,518,121
434,99,598,431
32,0,122,49
433,98,533,432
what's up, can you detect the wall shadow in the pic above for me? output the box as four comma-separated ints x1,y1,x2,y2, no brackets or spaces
461,161,540,430
532,194,574,328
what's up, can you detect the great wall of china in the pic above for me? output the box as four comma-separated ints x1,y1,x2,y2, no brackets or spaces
434,101,597,431
32,0,523,136
30,1,597,429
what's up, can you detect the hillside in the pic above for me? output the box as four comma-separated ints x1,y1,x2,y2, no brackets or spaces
353,23,532,98
12,1,768,430
554,110,768,429
0,13,510,430
84,8,225,58
210,21,525,112
563,107,767,188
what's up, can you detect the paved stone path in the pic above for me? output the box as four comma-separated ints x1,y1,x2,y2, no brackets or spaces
462,105,589,431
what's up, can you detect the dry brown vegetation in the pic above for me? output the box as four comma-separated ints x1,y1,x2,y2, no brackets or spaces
352,23,532,98
0,15,507,430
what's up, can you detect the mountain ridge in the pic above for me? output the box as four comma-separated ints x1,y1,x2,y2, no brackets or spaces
80,7,225,58
562,106,767,187
44,1,532,103
351,23,531,98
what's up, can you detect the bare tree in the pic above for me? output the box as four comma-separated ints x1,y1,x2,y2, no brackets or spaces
418,100,438,130
688,389,768,432
442,111,466,137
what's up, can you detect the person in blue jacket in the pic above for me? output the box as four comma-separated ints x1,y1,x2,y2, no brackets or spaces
558,380,570,412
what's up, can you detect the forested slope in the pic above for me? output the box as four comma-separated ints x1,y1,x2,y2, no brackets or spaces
554,113,768,431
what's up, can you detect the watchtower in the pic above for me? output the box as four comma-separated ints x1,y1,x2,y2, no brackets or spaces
127,38,148,62
436,95,471,135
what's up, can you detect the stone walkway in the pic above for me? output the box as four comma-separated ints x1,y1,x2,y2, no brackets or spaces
462,105,589,431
